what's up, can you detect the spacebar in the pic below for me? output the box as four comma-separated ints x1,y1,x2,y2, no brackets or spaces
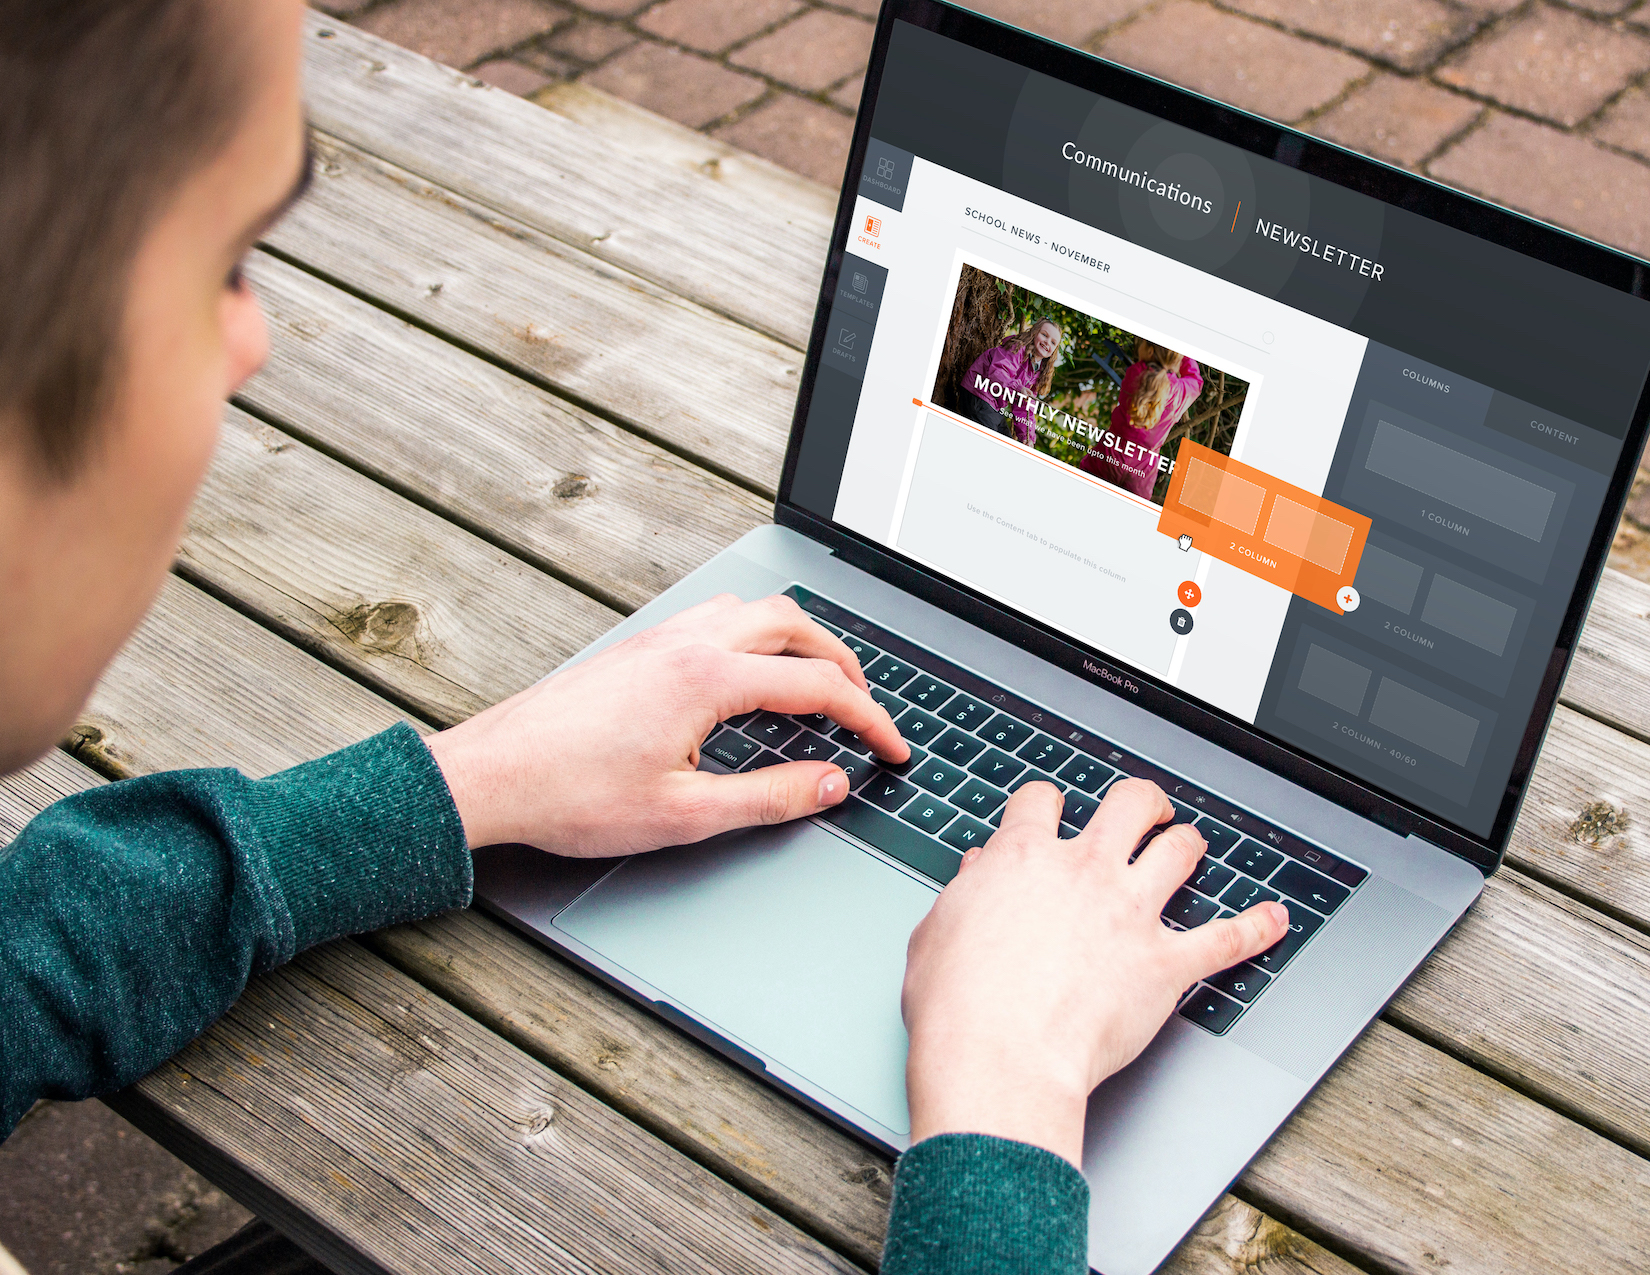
822,798,963,885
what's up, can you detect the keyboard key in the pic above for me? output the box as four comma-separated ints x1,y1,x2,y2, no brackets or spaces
901,677,954,711
978,713,1035,752
703,729,759,770
869,685,906,715
742,712,799,748
794,712,832,733
831,725,873,755
741,750,785,771
1058,823,1082,839
864,655,918,691
939,693,993,731
941,814,995,851
725,710,759,729
1062,790,1101,829
1250,900,1325,974
1168,800,1200,826
912,756,969,798
931,728,987,766
883,747,925,776
1165,887,1220,928
781,730,836,762
1179,985,1244,1034
1190,856,1236,898
834,753,878,790
1018,734,1075,772
1226,838,1284,880
897,707,947,748
1056,754,1114,793
988,807,1004,827
1007,768,1063,795
952,779,1008,817
967,748,1026,787
840,635,880,664
809,619,843,638
1195,818,1241,857
825,799,963,884
1206,963,1270,1004
864,774,918,813
1220,876,1282,912
1270,861,1351,914
901,796,959,835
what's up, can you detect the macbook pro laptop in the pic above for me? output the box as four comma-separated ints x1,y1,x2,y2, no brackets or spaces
475,2,1650,1269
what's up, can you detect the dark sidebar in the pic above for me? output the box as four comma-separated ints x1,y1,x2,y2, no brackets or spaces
790,140,911,517
1254,341,1621,837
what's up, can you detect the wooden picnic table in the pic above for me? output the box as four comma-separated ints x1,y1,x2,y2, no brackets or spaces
4,13,1650,1274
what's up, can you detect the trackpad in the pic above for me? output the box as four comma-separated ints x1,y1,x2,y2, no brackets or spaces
552,820,937,1136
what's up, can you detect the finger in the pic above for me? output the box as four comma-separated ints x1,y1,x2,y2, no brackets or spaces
1077,777,1174,856
1130,822,1207,904
636,593,745,641
1175,901,1290,985
669,760,849,843
674,595,871,689
705,648,907,761
994,780,1064,838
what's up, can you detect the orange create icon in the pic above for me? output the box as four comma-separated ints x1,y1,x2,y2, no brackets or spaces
1177,580,1202,608
864,215,882,236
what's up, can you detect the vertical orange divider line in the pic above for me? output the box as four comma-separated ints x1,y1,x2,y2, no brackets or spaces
1230,201,1241,234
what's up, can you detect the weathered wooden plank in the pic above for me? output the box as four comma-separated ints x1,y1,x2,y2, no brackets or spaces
72,575,413,780
125,942,858,1275
366,911,1367,1275
265,131,796,494
0,748,102,842
184,406,615,726
301,15,827,351
237,252,768,612
1246,1018,1650,1275
531,83,839,226
1563,566,1650,743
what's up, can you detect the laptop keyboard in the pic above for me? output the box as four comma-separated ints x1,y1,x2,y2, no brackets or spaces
698,587,1368,1036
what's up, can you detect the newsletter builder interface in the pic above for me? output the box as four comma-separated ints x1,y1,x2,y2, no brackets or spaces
789,23,1650,839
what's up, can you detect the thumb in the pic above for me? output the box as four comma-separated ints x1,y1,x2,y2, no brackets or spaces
671,761,849,843
1176,901,1290,986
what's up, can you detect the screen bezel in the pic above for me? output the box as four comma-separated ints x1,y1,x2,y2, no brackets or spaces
775,0,1650,873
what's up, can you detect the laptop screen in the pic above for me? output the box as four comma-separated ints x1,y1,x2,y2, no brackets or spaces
782,3,1650,847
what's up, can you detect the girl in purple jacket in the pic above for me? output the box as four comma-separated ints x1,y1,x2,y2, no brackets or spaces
961,319,1062,444
1079,343,1204,500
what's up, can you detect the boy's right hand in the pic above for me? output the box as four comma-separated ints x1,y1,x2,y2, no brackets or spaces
900,777,1289,1167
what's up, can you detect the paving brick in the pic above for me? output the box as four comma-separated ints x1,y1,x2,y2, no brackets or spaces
1454,0,1523,11
569,0,656,15
472,57,558,94
713,91,856,185
729,9,876,92
1570,0,1638,15
637,0,806,55
1429,110,1650,255
831,70,867,110
544,17,637,64
1100,1,1368,122
1435,5,1650,128
961,0,1154,47
312,0,375,17
1311,71,1481,166
1593,83,1650,158
356,0,569,69
825,0,882,17
1219,0,1475,72
583,39,767,127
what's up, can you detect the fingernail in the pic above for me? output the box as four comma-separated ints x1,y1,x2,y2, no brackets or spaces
818,771,845,806
1266,902,1289,926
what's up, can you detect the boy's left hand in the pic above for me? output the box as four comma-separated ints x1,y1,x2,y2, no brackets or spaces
424,594,909,856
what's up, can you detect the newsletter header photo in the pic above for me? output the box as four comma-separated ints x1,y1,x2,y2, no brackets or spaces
929,263,1251,506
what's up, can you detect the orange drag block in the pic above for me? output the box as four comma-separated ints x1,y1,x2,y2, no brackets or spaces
1158,442,1370,612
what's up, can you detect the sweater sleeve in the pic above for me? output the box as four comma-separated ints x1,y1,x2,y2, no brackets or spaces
0,723,471,1138
881,1133,1090,1275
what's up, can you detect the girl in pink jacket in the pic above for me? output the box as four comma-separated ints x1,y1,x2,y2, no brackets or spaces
1079,343,1204,500
961,319,1062,445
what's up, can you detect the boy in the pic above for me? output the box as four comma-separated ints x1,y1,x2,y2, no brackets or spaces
0,3,1286,1272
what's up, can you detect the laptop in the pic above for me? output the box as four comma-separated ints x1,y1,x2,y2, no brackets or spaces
475,2,1650,1269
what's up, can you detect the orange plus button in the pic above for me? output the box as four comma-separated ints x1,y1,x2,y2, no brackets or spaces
1177,580,1202,607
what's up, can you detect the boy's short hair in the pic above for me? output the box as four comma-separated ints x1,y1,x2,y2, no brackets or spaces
0,0,248,478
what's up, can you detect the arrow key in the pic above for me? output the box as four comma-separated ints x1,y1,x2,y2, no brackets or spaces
1270,861,1351,914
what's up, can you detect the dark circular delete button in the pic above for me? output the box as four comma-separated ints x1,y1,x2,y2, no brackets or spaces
1170,607,1194,635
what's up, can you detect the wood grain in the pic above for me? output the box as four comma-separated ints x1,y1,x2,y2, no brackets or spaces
1563,566,1650,743
184,406,615,726
301,15,829,350
264,131,797,494
0,748,102,843
237,252,768,613
126,942,859,1275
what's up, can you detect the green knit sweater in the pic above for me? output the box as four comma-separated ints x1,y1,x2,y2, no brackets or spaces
0,724,1089,1272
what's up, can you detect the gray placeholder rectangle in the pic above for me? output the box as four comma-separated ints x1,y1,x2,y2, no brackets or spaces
1354,543,1425,614
1368,678,1480,767
1365,420,1557,542
1420,574,1518,657
1299,644,1372,716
